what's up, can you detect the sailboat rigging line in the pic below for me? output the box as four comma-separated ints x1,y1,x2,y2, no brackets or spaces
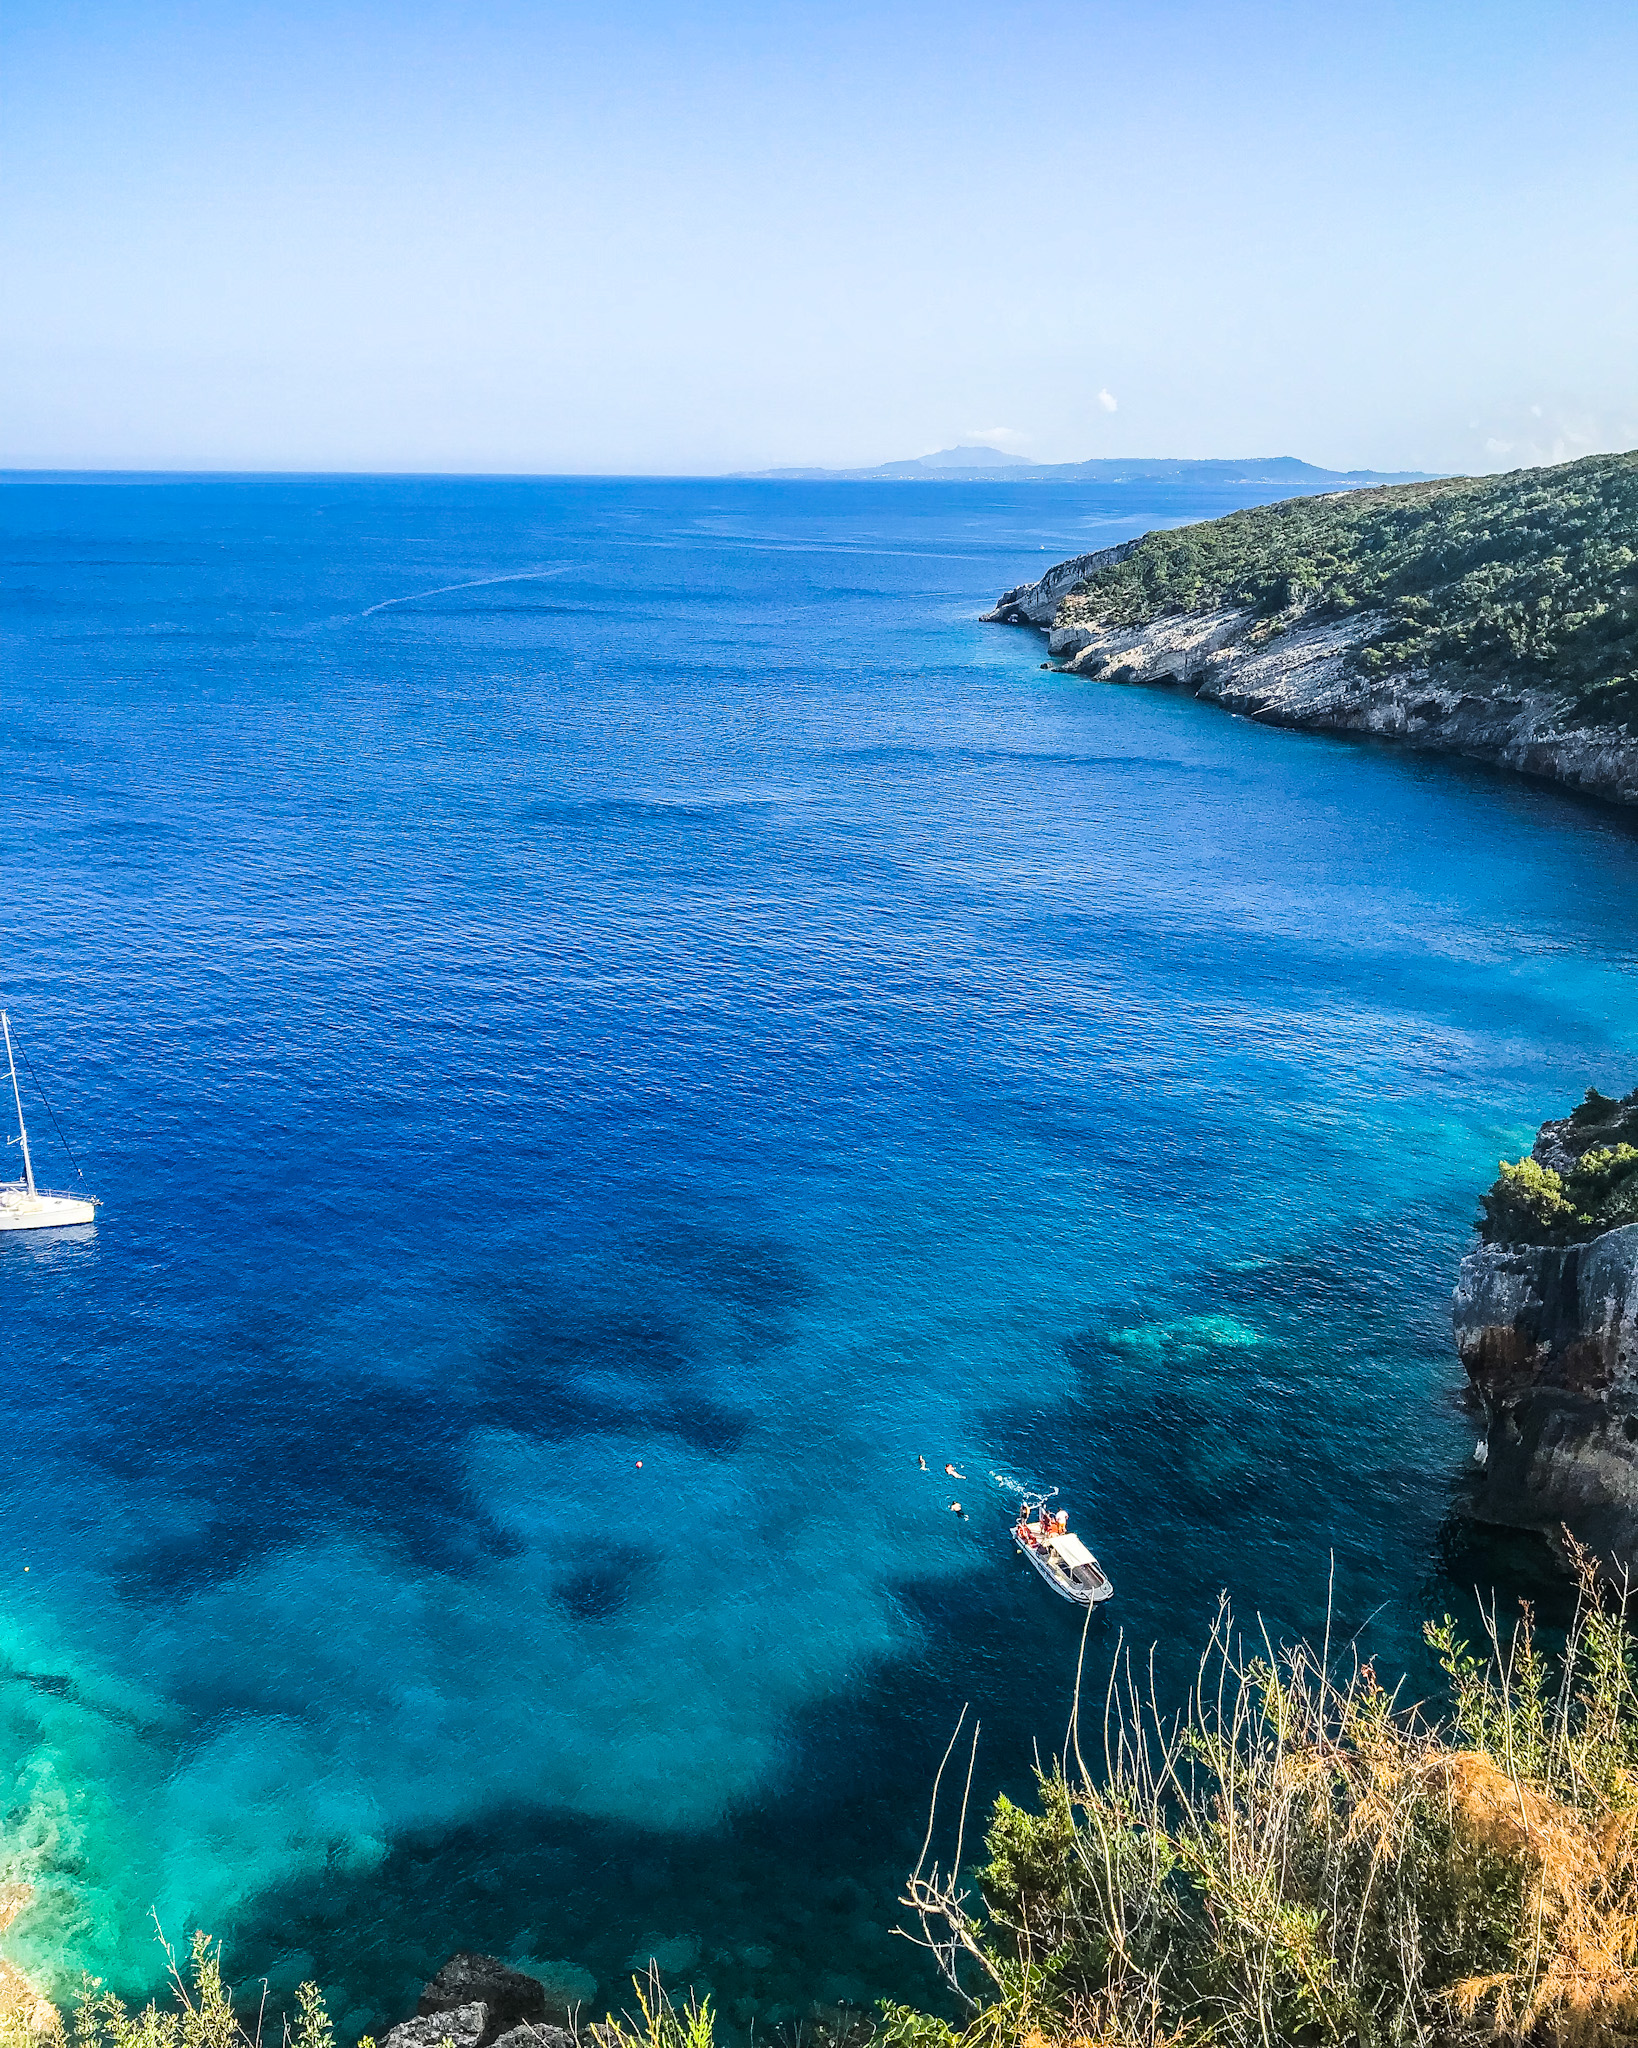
10,1028,86,1180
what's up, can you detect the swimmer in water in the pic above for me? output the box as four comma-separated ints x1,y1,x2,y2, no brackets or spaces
918,1455,928,1470
945,1463,965,1478
950,1501,966,1517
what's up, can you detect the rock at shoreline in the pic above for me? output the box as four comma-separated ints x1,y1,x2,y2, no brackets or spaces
1455,1095,1638,1567
383,1954,577,2048
492,2028,576,2048
1000,592,1638,808
385,2004,490,2048
0,1887,60,2044
420,1956,550,2038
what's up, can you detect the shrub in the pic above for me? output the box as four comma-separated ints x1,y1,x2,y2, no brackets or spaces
1480,1156,1585,1245
71,1932,331,2048
900,1545,1638,2047
592,1969,713,2048
1478,1134,1638,1247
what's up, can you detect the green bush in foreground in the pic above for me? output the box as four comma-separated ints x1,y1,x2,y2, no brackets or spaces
0,1932,334,2048
885,1546,1638,2046
1478,1087,1638,1246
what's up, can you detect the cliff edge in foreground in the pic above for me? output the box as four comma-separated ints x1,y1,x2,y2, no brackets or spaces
986,451,1638,805
1455,1088,1638,1566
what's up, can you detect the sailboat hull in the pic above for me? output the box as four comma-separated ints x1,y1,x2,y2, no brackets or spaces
0,1190,97,1231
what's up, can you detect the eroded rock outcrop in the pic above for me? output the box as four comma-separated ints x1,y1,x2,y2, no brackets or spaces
420,1956,553,2039
382,1955,577,2048
980,541,1140,627
385,2005,492,2048
1455,1094,1638,1567
986,571,1638,808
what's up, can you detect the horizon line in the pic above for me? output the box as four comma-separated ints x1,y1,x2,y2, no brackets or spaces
0,456,1464,484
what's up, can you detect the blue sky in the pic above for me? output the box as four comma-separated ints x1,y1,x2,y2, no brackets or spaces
3,0,1635,474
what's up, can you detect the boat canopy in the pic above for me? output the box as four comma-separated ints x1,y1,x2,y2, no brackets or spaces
1047,1532,1096,1569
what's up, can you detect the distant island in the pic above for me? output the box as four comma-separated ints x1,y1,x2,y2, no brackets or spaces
745,446,1433,485
984,449,1638,807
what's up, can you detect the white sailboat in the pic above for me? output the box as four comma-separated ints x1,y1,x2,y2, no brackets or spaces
0,1013,97,1231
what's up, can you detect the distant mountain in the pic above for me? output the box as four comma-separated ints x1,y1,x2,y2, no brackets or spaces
753,443,1031,478
746,453,1434,486
888,444,1033,471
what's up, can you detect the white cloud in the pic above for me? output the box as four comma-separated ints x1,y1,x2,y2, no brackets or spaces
1097,389,1118,412
1474,402,1630,472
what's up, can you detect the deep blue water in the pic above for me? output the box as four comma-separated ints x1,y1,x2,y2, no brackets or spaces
2,473,1637,2037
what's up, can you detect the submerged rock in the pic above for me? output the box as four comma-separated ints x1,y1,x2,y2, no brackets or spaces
1455,1096,1638,1567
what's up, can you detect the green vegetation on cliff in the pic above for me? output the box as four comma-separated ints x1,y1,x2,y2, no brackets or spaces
1063,451,1638,712
1480,1086,1638,1246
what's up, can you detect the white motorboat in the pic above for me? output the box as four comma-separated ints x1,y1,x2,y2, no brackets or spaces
1012,1489,1112,1606
0,1012,97,1232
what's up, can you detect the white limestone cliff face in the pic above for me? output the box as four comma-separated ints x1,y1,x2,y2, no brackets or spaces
980,541,1140,627
986,571,1638,807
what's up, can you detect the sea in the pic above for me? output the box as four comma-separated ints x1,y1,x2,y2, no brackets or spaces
2,471,1637,2038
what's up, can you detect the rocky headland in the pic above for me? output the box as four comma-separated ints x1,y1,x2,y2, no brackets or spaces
1454,1087,1638,1568
984,451,1638,807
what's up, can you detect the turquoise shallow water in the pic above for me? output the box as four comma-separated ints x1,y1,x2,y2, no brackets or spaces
2,472,1637,2035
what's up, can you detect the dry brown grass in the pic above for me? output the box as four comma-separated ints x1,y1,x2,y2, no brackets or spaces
888,1546,1638,2047
0,1888,61,2047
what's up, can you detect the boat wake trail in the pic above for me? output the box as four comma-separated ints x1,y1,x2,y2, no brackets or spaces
361,567,574,617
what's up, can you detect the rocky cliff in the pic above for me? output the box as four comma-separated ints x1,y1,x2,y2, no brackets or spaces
1455,1091,1638,1568
983,541,1140,627
983,455,1638,808
1017,596,1638,806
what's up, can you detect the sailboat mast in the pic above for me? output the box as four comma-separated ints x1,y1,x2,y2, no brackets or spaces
2,1013,36,1198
